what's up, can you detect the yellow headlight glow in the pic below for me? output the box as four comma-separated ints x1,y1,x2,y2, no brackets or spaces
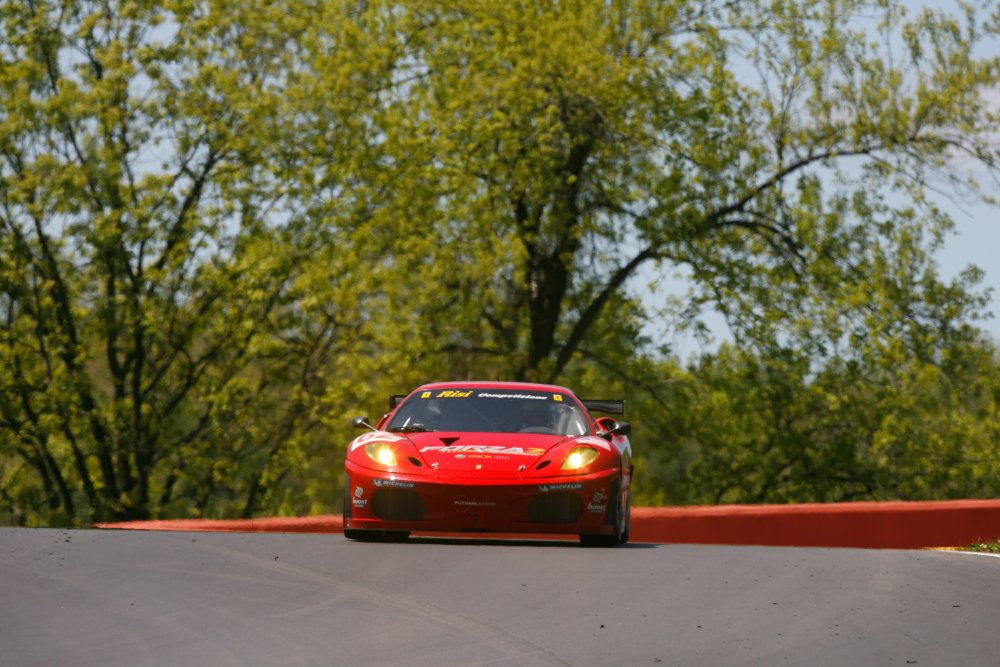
365,442,397,467
561,447,599,470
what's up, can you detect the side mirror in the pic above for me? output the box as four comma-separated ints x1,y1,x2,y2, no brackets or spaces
596,418,631,440
352,416,375,431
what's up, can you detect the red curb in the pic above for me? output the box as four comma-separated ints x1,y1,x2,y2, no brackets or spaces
94,499,1000,549
94,516,344,534
630,500,1000,548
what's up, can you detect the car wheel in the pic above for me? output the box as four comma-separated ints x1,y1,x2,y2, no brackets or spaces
579,481,629,547
619,486,631,545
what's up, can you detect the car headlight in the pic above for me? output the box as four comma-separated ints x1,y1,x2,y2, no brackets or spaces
561,446,599,470
365,442,398,467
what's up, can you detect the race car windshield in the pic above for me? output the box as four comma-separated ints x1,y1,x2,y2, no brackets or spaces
387,390,590,435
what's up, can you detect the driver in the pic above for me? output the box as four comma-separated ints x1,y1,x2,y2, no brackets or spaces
517,400,556,432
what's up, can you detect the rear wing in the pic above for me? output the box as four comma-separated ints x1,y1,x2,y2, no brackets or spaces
390,394,624,414
581,399,625,416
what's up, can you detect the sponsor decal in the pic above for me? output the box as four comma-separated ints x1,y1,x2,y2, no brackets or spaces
421,391,432,398
354,486,364,498
475,464,483,470
350,431,404,451
477,392,548,400
539,483,583,492
453,498,497,508
553,394,563,402
588,489,608,513
373,479,416,489
353,498,368,508
436,390,473,398
420,445,545,457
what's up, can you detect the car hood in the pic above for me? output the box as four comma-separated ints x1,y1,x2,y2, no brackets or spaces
402,431,573,476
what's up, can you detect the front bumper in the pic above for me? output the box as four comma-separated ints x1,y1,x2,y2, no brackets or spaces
344,460,620,536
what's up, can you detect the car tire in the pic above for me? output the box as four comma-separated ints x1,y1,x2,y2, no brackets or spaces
579,481,630,547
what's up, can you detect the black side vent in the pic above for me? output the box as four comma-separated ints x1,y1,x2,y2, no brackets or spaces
536,460,551,471
408,457,423,467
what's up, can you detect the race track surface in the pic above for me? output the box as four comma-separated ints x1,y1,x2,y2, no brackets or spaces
2,528,998,666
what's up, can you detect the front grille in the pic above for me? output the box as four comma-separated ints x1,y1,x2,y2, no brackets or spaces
527,492,583,524
371,489,427,521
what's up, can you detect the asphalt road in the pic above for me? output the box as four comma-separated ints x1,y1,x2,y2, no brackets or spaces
2,528,998,666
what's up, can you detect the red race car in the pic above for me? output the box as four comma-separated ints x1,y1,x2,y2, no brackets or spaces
343,381,633,545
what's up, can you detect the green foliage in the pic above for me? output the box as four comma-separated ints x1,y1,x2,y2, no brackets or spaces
2,0,1000,525
966,540,1000,554
0,0,368,523
628,334,1000,506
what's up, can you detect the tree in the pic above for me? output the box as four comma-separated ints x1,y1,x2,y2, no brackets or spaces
0,0,385,523
376,0,999,382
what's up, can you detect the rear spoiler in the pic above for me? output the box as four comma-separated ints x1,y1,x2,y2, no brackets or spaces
581,399,625,416
390,394,624,414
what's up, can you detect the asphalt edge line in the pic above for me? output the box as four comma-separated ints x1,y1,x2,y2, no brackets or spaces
929,548,1000,559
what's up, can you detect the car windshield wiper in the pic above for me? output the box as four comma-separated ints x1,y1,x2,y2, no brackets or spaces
388,423,435,433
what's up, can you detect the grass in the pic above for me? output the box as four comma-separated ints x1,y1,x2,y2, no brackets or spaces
964,540,1000,554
